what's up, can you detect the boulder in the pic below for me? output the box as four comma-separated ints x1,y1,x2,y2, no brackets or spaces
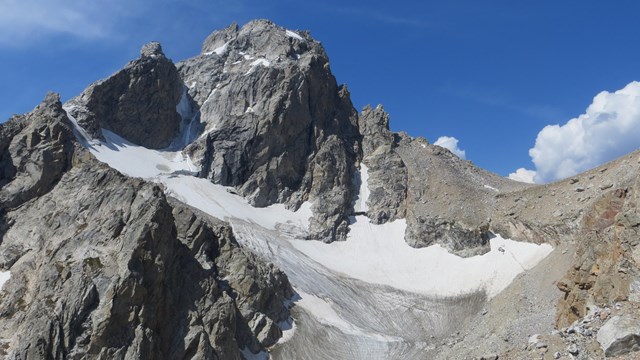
596,315,640,357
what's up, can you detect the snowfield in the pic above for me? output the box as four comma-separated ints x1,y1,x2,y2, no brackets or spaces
65,112,555,358
291,217,552,298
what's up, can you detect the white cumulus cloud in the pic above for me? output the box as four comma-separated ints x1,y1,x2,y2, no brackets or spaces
508,168,536,184
528,81,640,183
434,136,466,159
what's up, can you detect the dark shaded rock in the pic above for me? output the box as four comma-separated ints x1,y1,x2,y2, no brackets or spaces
358,105,407,224
67,42,184,149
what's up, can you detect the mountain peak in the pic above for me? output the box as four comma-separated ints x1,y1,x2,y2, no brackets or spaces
140,41,165,58
200,20,312,62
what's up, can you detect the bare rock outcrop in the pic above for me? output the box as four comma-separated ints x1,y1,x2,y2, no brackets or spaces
357,105,407,224
0,92,76,210
597,315,640,357
66,42,184,149
358,105,529,256
554,159,640,328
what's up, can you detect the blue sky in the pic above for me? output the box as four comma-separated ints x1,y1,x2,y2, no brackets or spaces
1,0,640,182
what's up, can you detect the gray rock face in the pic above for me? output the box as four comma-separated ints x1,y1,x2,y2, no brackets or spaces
0,93,76,210
67,42,184,149
0,94,293,360
359,131,500,256
140,41,164,58
357,105,525,256
597,315,640,357
358,105,394,156
358,105,407,224
178,20,360,241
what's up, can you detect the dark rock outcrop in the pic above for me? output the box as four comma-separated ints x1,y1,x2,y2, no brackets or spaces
358,105,407,224
67,42,184,149
0,93,76,210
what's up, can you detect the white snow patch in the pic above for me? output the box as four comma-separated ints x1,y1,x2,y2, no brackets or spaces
290,217,553,298
483,184,499,192
204,42,229,56
81,129,198,179
188,81,197,89
202,88,217,107
240,347,269,360
245,106,255,114
198,125,216,139
250,58,271,67
162,175,312,231
353,164,370,212
285,30,304,40
246,58,271,75
0,271,10,291
296,290,359,333
65,114,553,302
67,119,310,231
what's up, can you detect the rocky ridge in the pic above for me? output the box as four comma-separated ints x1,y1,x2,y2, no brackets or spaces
0,95,293,359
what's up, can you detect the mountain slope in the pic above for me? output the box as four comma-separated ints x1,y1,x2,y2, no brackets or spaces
1,19,639,359
0,94,293,359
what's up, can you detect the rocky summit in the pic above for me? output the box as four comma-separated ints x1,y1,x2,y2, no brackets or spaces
1,19,640,359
